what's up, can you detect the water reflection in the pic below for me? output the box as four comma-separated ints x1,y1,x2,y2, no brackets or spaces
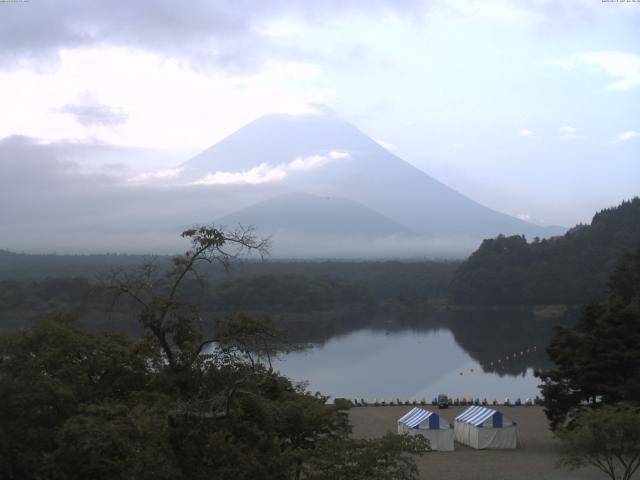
272,309,571,401
448,310,560,377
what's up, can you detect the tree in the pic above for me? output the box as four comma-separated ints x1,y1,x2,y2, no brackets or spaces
216,312,291,370
557,404,640,480
0,313,155,480
0,225,427,480
536,248,640,429
51,402,180,480
107,224,270,378
304,434,429,480
450,197,640,306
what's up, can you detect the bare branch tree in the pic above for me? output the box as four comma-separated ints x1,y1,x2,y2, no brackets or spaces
105,224,269,377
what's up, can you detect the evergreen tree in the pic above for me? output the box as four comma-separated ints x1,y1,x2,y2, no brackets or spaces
536,248,640,429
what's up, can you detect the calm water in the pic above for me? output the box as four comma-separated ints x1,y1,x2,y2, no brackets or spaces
272,312,562,402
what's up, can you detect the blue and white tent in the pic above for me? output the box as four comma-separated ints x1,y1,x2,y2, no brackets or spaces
397,407,454,451
454,406,517,449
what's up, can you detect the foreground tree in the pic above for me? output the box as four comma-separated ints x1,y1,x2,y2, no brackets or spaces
304,434,429,480
536,248,640,429
216,311,291,370
107,225,270,375
0,225,427,480
0,313,167,480
557,404,640,480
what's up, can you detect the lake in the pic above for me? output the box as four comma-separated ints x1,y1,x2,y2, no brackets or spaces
272,310,564,403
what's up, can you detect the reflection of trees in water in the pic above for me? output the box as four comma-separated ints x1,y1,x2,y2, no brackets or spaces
271,309,374,345
88,305,576,380
276,307,580,379
447,309,576,377
275,307,448,346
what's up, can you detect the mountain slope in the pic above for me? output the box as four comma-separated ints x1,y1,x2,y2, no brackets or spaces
180,110,563,239
217,192,411,237
450,197,640,305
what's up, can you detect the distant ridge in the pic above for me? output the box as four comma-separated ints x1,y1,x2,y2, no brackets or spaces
217,192,412,237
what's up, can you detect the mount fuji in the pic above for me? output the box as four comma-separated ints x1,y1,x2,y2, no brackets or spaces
173,108,562,256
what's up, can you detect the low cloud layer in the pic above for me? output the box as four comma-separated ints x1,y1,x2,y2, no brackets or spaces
0,137,476,257
0,136,284,253
127,168,184,183
191,150,351,185
193,163,288,186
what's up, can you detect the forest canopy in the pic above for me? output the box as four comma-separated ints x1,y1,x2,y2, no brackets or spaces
450,198,640,306
0,225,428,480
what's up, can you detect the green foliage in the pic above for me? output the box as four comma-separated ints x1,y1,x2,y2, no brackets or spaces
0,226,426,480
208,274,373,312
536,248,640,429
216,312,291,370
557,404,640,480
0,262,455,335
303,434,429,480
0,310,356,479
0,260,456,351
451,197,640,305
51,402,180,480
0,312,156,479
333,398,354,410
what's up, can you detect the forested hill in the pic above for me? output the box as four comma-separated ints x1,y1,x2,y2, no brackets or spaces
0,250,148,279
450,198,640,306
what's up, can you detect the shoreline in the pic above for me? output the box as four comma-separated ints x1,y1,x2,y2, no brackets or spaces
348,405,602,480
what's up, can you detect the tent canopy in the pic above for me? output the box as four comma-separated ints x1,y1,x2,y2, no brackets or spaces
455,406,514,428
398,407,455,451
454,406,518,449
398,407,441,430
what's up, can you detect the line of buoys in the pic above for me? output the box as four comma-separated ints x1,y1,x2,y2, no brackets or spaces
352,396,543,407
485,345,538,369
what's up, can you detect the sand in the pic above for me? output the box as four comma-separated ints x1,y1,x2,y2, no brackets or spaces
348,405,605,480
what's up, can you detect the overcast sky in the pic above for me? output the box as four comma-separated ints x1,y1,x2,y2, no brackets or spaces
1,0,639,227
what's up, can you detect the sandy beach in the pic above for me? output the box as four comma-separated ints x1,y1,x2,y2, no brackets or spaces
349,405,604,480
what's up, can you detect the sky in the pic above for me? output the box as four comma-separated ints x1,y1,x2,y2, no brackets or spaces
0,0,639,228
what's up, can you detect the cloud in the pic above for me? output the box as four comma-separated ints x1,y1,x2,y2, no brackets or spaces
3,0,615,71
557,125,579,140
0,135,82,188
0,1,262,70
0,135,116,227
373,138,398,150
192,150,351,185
611,131,640,144
0,0,429,71
515,212,549,227
546,51,640,91
52,92,128,127
444,0,547,24
192,163,288,185
519,128,534,137
127,168,183,183
0,134,286,253
288,150,350,171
